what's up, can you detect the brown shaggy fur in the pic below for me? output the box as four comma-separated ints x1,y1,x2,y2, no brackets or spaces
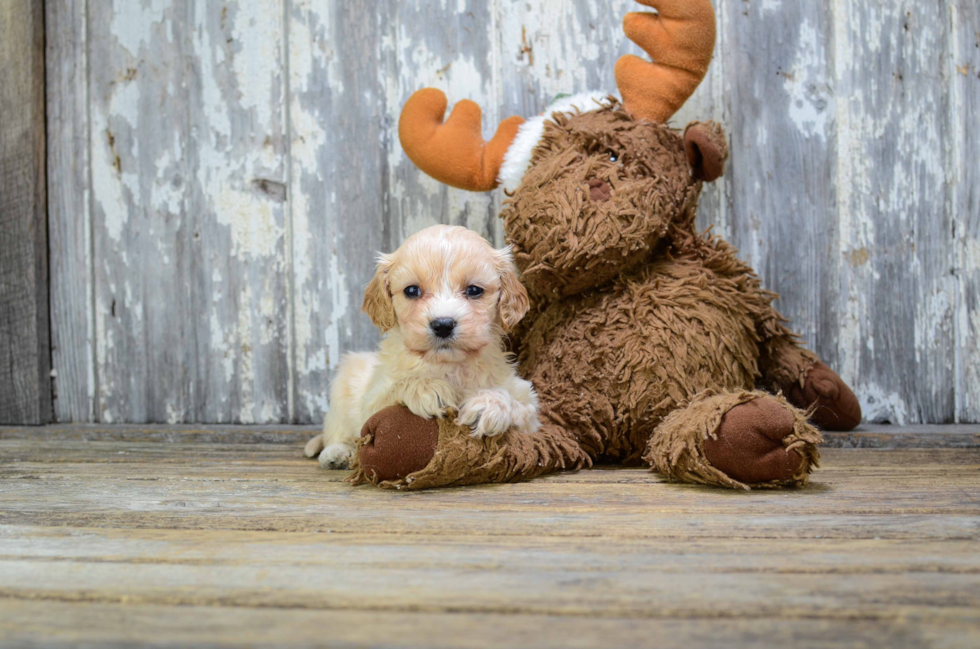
354,100,860,490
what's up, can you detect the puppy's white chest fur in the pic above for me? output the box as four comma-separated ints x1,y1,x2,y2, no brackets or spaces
363,331,539,435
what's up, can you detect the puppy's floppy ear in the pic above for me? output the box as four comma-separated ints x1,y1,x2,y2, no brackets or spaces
493,246,529,332
362,254,396,332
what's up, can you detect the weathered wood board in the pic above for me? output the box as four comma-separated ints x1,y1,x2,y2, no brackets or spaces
953,0,980,423
1,1,51,425
0,440,978,647
3,600,975,649
44,0,980,423
1,422,977,448
721,0,840,370
834,0,956,425
46,0,93,424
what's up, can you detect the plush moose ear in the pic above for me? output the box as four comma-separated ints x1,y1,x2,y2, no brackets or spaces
493,247,530,332
362,254,396,333
683,121,728,182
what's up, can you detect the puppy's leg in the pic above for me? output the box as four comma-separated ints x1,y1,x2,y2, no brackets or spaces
307,353,378,469
397,378,457,420
457,376,540,438
303,434,325,459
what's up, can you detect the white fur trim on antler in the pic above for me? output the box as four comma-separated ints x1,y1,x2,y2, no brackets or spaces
497,91,614,192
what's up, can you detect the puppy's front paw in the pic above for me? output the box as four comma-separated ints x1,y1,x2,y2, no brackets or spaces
318,443,354,470
457,390,519,438
402,382,455,420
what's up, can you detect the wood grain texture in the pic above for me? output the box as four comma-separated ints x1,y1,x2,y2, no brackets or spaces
85,0,290,424
1,422,976,448
0,0,51,425
86,0,186,423
5,600,976,649
834,0,956,425
723,0,840,367
952,1,980,422
1,443,978,540
0,442,978,647
288,0,388,422
46,0,94,424
185,0,291,425
45,1,980,423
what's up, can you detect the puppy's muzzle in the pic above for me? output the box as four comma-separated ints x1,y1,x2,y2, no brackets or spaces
429,318,456,339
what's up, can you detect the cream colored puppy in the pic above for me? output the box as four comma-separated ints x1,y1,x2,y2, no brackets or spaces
304,224,539,469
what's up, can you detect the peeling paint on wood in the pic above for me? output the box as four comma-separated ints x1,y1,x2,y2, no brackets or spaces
46,0,980,424
722,0,840,377
289,0,388,422
834,0,956,424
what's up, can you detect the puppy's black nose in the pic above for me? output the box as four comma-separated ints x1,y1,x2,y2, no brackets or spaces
430,318,456,339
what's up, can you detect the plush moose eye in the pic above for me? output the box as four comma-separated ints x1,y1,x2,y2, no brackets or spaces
403,285,421,299
607,151,619,163
465,285,484,298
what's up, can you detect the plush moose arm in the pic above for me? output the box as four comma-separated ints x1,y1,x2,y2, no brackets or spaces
350,405,591,489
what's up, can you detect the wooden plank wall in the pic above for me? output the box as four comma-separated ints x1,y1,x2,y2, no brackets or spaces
44,0,980,425
1,1,51,424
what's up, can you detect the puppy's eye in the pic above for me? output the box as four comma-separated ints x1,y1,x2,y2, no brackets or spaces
403,285,421,299
465,285,484,298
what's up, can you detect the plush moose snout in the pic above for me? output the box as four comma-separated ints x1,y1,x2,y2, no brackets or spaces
588,178,612,202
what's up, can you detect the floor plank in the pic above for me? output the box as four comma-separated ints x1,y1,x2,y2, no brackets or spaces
2,423,978,448
0,437,977,648
5,599,978,649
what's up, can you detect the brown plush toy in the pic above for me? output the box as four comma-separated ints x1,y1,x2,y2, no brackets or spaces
350,0,861,491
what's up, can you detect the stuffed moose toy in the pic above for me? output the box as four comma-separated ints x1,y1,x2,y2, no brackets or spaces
348,0,861,490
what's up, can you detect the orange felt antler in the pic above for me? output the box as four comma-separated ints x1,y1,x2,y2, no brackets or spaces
615,0,716,123
398,88,525,192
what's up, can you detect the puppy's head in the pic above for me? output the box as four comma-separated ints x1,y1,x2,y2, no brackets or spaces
363,224,529,363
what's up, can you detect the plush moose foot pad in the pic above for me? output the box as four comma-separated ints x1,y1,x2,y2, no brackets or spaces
646,390,823,490
785,362,862,431
704,398,808,485
355,405,440,483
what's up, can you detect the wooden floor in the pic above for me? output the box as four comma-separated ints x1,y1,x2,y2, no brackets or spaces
0,426,978,648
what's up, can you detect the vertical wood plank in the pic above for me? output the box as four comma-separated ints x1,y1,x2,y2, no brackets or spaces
0,0,51,424
833,0,955,423
186,0,290,423
88,0,190,422
88,2,193,423
89,0,290,423
288,0,388,422
952,2,980,421
721,0,840,369
47,0,95,423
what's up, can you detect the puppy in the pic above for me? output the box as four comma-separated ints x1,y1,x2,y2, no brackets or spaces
304,224,540,469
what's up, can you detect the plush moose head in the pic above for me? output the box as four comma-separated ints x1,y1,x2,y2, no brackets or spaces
398,0,728,299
